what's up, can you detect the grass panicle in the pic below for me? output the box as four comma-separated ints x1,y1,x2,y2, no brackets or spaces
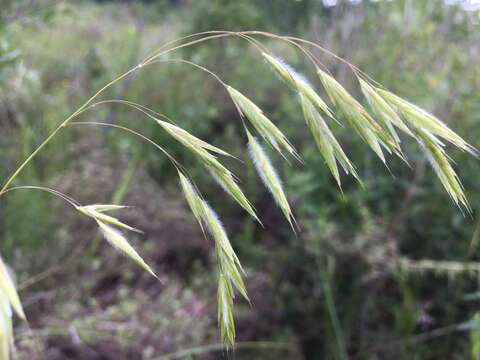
1,30,478,352
377,88,477,156
317,68,402,163
246,129,295,230
262,52,333,117
226,85,299,160
300,93,360,188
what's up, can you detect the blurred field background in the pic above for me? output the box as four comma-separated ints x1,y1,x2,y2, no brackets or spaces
1,0,480,359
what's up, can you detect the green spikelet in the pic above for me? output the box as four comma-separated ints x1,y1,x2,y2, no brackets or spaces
300,93,360,188
317,68,401,163
227,85,299,160
262,52,333,117
377,88,477,156
246,129,295,230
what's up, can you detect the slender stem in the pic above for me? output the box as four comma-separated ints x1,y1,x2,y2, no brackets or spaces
147,58,227,87
0,66,138,195
0,186,80,208
68,121,183,171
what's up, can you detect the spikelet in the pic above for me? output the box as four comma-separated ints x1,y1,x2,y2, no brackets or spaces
414,129,469,210
226,86,299,160
201,203,240,265
156,120,233,157
77,205,157,278
246,129,295,229
317,68,401,163
97,221,158,278
80,204,130,212
217,248,248,302
207,165,260,224
0,294,13,360
217,273,235,347
0,257,24,320
177,179,246,281
359,79,414,141
262,52,333,117
300,93,359,187
177,170,248,347
178,171,205,227
77,205,142,233
157,120,260,222
376,88,477,156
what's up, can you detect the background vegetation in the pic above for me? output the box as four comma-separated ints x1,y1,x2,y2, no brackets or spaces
1,0,480,358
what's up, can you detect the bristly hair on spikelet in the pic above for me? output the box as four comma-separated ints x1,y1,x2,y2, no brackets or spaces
317,68,404,163
300,93,360,188
376,87,478,157
415,129,470,211
359,78,413,142
262,52,334,118
76,205,158,278
156,119,260,222
177,171,248,346
226,85,300,161
246,128,296,231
